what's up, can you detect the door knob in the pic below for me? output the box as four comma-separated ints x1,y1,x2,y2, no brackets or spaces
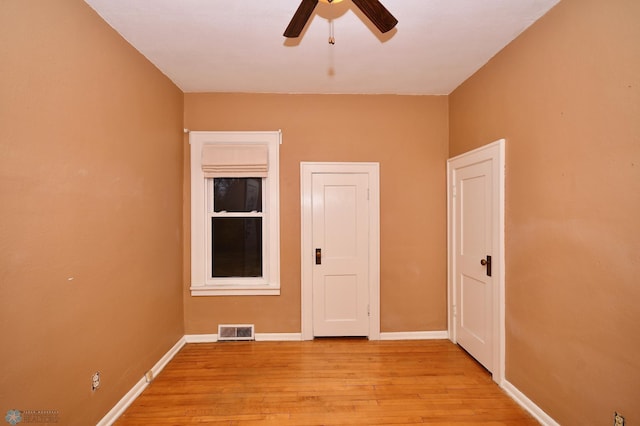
480,255,492,277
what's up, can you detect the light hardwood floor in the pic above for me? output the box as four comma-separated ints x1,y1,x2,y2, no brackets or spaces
115,339,538,425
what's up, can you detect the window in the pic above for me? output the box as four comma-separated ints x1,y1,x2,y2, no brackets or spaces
190,131,280,296
211,178,263,278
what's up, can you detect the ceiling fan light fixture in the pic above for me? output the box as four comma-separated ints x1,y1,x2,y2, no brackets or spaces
284,0,397,38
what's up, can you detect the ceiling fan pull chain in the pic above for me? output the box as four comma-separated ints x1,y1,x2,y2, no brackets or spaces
329,20,336,45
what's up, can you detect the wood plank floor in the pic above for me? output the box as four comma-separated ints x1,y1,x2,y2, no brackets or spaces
115,339,538,425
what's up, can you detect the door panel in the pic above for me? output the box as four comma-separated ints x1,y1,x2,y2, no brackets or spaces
324,184,358,257
312,173,369,337
460,274,488,342
455,160,493,371
323,275,359,320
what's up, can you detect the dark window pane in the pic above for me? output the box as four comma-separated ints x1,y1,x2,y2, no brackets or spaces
214,178,262,212
212,218,262,278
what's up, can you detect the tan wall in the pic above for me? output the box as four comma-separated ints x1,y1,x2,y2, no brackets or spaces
184,93,449,334
0,1,184,425
449,0,640,424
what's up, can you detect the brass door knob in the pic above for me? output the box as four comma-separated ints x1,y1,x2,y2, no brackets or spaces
480,255,492,277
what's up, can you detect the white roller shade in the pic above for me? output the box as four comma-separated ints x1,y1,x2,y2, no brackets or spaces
201,144,268,178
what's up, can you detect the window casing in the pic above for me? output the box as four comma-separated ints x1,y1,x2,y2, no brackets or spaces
190,131,280,296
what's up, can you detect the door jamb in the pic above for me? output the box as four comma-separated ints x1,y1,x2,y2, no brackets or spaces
447,139,505,385
300,162,380,341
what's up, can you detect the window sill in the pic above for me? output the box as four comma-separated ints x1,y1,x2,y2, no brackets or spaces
190,286,280,297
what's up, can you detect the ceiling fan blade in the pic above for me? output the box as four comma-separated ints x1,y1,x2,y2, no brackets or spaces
284,0,319,38
351,0,398,33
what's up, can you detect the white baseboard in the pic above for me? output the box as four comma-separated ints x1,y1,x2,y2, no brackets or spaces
501,380,559,426
188,332,448,342
184,333,302,343
152,337,187,374
187,332,451,342
184,333,218,343
97,336,186,426
255,333,302,341
379,330,449,340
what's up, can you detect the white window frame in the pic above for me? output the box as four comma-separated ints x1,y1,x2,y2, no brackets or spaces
190,131,280,296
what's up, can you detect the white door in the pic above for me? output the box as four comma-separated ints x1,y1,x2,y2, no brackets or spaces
312,173,370,336
448,140,504,381
455,160,494,369
300,162,380,341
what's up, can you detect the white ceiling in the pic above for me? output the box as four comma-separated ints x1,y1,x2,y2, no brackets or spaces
83,0,560,95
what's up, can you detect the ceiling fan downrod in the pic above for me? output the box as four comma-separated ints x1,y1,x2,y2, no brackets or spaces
329,20,335,44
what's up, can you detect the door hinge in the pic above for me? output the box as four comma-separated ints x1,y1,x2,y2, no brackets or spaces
452,184,457,198
367,304,370,316
367,188,370,201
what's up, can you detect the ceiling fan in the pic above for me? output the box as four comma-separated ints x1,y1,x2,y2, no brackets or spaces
284,0,398,38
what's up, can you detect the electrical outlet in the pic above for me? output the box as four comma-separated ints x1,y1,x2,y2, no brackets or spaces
614,412,625,426
91,371,100,391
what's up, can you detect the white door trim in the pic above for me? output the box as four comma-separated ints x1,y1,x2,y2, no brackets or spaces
300,162,380,341
447,139,505,384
